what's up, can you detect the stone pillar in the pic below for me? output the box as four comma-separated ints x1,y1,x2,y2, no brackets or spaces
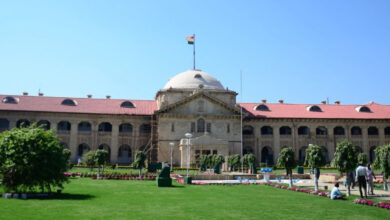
362,126,369,155
110,121,120,164
273,125,280,163
69,120,79,163
379,126,385,146
327,125,335,161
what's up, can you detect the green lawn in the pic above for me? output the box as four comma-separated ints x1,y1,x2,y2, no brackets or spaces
0,178,388,220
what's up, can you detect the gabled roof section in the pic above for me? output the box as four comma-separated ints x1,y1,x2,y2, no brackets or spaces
158,91,242,115
0,94,157,115
240,102,390,119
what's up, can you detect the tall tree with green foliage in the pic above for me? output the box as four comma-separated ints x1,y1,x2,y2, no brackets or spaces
241,154,256,174
83,150,96,171
211,154,225,174
227,154,241,172
304,145,326,191
277,147,297,187
0,125,70,193
332,141,357,196
357,153,368,166
95,149,109,179
373,145,390,190
199,155,209,171
132,150,147,178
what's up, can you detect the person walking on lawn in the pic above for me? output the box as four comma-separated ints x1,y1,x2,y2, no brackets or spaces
366,163,376,195
356,162,367,198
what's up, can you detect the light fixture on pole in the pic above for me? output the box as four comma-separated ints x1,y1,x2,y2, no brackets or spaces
169,142,174,172
185,133,192,177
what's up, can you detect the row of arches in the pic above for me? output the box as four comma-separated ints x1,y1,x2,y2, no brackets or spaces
243,125,389,136
0,118,151,134
298,146,377,163
77,143,137,164
243,146,274,165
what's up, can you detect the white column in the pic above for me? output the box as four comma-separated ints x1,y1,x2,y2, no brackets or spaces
69,120,79,162
273,125,280,163
110,121,120,163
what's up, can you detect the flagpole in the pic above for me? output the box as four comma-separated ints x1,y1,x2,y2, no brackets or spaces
193,34,196,70
240,70,243,173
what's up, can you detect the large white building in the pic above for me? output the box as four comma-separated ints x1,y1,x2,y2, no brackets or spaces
1,69,390,167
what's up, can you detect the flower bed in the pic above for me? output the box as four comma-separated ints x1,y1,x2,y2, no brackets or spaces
354,198,390,210
64,172,157,180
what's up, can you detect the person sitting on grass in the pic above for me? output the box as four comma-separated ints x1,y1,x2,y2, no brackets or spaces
331,183,344,200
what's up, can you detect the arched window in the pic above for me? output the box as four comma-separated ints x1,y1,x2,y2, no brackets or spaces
119,123,133,133
368,126,378,135
334,126,345,135
261,126,273,135
243,146,253,155
98,122,112,132
369,146,376,163
78,143,90,157
261,147,274,165
16,119,30,128
140,124,151,134
78,122,91,132
351,126,362,135
321,146,329,163
2,96,18,104
197,118,205,133
118,145,132,164
243,125,254,135
98,144,111,162
385,127,390,135
356,106,371,112
120,101,135,108
61,99,77,106
254,104,269,111
37,120,50,130
299,146,308,163
298,126,309,135
279,126,291,135
0,118,10,132
307,105,322,112
57,121,71,131
316,126,327,135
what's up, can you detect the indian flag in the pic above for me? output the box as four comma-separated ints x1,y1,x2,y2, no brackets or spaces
186,36,194,44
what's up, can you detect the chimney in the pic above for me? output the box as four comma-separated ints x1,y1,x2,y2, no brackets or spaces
321,100,326,104
23,92,28,96
38,93,44,96
262,99,267,103
87,94,92,98
278,99,284,104
106,95,111,99
334,100,340,105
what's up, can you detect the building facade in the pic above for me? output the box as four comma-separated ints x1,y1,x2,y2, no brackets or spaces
1,69,390,168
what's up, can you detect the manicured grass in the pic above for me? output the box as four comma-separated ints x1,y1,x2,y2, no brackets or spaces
0,178,388,220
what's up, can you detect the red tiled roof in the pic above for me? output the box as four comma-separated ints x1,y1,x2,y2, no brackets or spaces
1,94,390,119
0,95,157,115
239,102,390,119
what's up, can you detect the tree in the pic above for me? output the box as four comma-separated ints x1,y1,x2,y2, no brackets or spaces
357,153,368,166
211,154,225,174
373,144,390,190
241,154,256,174
83,150,96,171
332,141,357,196
277,147,297,187
95,150,109,179
132,150,146,178
227,154,240,172
0,125,70,193
304,145,326,191
199,155,209,171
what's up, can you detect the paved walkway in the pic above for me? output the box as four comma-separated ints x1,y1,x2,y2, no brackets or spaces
295,180,390,201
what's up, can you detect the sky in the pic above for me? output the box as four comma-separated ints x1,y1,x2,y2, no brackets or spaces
0,0,389,105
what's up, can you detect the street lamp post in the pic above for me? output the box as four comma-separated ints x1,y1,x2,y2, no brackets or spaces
185,133,192,177
169,142,174,172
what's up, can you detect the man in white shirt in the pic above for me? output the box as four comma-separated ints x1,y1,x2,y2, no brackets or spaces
355,163,367,198
330,183,344,200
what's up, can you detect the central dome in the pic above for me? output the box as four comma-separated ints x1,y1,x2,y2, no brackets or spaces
163,69,224,90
